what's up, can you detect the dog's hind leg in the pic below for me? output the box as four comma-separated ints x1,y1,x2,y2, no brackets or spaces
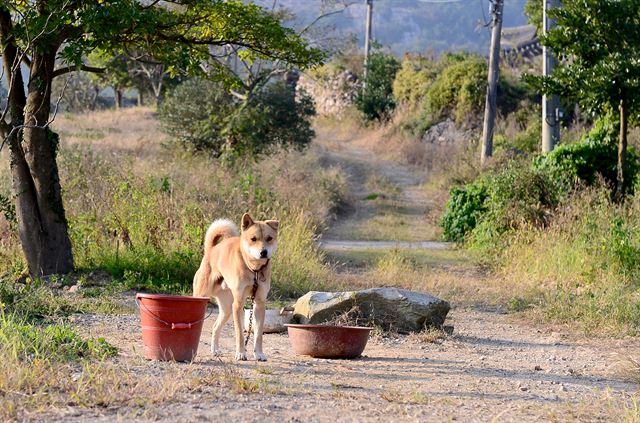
211,288,232,356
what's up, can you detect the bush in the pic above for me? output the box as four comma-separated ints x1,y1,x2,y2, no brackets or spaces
501,187,640,333
425,53,487,126
159,78,315,157
392,54,438,111
470,163,560,252
441,161,561,246
356,51,401,122
533,118,640,194
441,180,489,242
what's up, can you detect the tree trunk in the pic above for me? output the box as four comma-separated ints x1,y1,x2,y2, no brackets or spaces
616,98,628,201
137,89,144,107
0,12,74,276
153,82,163,108
114,88,123,109
91,85,100,111
16,52,75,275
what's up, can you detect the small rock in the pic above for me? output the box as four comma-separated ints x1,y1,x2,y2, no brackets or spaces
69,284,80,293
534,365,543,371
520,386,529,392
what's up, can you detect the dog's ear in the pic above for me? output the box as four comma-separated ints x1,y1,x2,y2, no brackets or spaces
265,220,279,231
241,213,254,232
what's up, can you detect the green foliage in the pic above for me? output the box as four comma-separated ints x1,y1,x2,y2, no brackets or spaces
0,313,116,362
532,0,640,117
425,54,487,125
471,164,560,249
7,0,323,83
392,54,438,111
441,181,489,242
533,118,640,193
441,161,561,247
524,0,543,33
159,78,315,156
356,51,401,122
528,0,640,195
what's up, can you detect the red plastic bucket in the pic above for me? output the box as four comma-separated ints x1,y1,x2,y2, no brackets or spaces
136,293,211,362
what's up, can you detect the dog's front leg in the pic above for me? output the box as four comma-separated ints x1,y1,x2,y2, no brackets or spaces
232,294,247,361
253,299,267,361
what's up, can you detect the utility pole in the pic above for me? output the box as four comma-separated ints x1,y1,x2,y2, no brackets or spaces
542,0,560,152
480,0,504,166
363,0,373,89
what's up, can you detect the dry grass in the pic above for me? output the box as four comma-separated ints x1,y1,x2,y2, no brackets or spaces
53,107,165,155
0,355,289,421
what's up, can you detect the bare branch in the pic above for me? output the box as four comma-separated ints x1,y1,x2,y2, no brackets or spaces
52,64,106,78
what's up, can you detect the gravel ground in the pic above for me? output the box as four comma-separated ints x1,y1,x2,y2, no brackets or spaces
32,303,640,422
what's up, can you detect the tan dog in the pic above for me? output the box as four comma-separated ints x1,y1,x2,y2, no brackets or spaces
193,213,278,361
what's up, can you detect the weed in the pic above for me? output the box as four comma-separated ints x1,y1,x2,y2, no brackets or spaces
408,326,448,343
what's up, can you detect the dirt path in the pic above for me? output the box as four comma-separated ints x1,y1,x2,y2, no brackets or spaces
318,141,439,243
46,306,640,422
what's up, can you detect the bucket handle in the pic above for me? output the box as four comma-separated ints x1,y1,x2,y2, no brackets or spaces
135,298,214,330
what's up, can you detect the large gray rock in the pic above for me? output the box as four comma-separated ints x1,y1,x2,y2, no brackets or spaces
421,119,475,145
293,288,450,333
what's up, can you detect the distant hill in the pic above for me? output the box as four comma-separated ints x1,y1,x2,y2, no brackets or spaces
254,0,529,55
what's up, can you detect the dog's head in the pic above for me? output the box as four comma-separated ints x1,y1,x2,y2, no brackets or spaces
240,213,279,261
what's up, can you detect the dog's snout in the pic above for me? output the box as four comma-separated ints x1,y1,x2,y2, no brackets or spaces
260,249,268,258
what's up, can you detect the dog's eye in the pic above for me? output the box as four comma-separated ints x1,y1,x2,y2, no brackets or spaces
266,236,273,242
250,237,257,242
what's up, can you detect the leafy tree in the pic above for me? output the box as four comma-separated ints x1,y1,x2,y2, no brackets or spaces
524,0,542,33
356,51,401,122
531,0,640,199
0,0,322,277
160,78,315,156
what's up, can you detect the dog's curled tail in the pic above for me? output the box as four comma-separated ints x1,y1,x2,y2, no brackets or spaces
203,219,239,253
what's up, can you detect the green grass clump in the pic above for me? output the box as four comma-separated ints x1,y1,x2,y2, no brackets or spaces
0,312,116,362
0,276,126,319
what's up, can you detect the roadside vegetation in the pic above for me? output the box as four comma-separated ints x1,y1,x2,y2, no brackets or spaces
306,4,640,337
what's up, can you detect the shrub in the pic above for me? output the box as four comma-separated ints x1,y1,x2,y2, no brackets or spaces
441,161,561,246
533,118,640,194
392,54,438,111
470,163,561,252
501,187,640,333
441,180,489,242
425,53,487,126
159,78,315,157
356,51,401,122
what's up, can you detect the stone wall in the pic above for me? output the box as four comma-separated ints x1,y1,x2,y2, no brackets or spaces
297,70,361,116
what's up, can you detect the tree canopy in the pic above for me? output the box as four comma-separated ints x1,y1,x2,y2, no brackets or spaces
0,0,324,276
530,0,640,197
